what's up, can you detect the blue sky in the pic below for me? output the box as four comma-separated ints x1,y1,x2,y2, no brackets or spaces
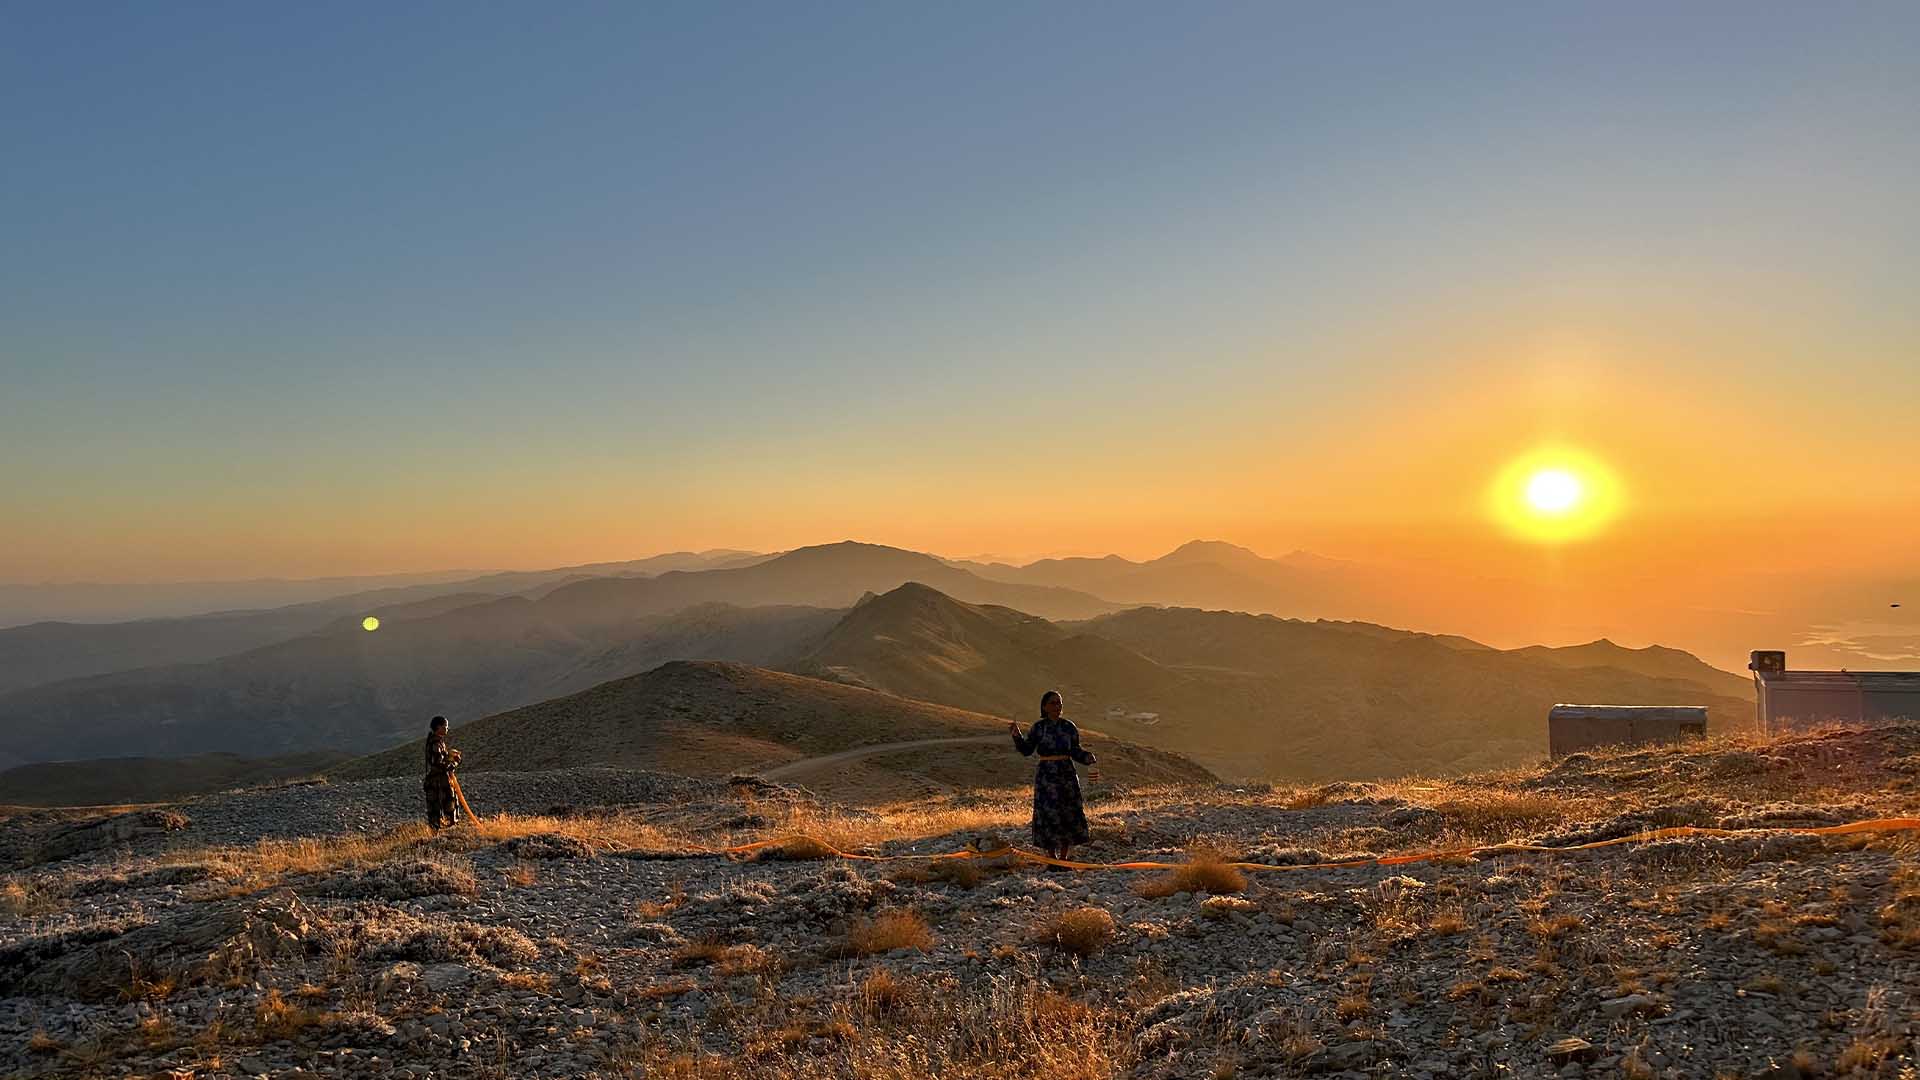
3,2,1916,580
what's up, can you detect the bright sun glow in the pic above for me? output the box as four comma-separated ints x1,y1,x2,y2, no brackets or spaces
1525,468,1583,513
1488,448,1622,544
362,616,380,631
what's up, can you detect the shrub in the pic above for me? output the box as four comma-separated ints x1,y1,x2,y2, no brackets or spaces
1133,849,1246,899
846,910,934,956
753,836,837,861
859,968,922,1015
1037,906,1117,957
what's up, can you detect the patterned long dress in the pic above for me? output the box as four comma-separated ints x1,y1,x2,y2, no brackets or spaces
1012,717,1097,849
423,733,457,829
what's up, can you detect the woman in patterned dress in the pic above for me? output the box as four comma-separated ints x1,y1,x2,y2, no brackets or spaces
1009,690,1100,865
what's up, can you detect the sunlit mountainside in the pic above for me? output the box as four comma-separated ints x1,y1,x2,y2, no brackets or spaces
330,660,1215,802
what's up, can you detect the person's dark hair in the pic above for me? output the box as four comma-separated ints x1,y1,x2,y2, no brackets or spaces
1039,690,1062,718
430,715,447,731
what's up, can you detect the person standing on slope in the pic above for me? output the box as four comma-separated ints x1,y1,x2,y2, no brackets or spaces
423,715,462,831
1009,690,1101,868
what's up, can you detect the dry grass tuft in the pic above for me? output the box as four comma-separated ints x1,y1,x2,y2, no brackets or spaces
633,880,687,920
254,988,328,1041
1334,993,1372,1022
1836,1034,1899,1071
1133,846,1247,899
859,968,923,1016
1525,913,1582,941
1,879,60,917
752,836,838,861
135,1014,178,1051
845,910,935,956
496,970,555,993
1428,790,1566,839
1426,906,1470,937
1879,866,1920,949
26,1029,61,1054
669,938,776,976
504,860,539,887
118,964,177,1003
762,1018,858,1055
1036,905,1117,957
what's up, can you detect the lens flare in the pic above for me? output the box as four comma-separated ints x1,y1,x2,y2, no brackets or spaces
362,616,380,632
1489,448,1622,544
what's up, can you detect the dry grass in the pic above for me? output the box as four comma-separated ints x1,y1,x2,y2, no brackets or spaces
618,974,1135,1079
118,963,177,1003
1752,915,1808,956
1426,906,1470,937
670,938,777,976
1525,914,1582,941
254,988,328,1041
1879,865,1920,949
135,1014,178,1052
495,970,555,993
1424,789,1571,840
845,910,935,956
1,879,59,917
1334,993,1371,1022
859,969,923,1016
634,880,687,920
1133,845,1247,899
26,1029,62,1054
504,860,539,887
165,812,691,889
738,800,1030,855
1036,906,1117,958
1836,1034,1900,1071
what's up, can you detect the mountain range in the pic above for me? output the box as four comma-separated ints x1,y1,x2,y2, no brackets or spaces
792,583,1755,781
0,539,1760,788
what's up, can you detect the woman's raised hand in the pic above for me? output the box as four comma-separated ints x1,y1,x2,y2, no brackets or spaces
1007,720,1021,735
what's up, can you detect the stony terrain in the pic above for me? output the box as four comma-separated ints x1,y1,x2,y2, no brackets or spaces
3,724,1918,1079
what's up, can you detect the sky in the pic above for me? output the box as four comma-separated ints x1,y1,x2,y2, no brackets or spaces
4,2,1917,593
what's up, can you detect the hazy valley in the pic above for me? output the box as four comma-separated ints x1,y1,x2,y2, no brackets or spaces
0,541,1761,801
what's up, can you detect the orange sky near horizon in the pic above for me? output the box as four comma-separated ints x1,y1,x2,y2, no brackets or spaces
14,323,1914,589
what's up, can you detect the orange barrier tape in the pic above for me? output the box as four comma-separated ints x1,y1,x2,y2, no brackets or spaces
702,816,1920,873
449,774,479,825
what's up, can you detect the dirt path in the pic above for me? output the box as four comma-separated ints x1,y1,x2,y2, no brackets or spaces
760,735,1005,781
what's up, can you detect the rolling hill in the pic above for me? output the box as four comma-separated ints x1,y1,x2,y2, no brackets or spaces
0,603,840,768
332,660,1216,802
0,543,1115,768
790,584,1756,781
0,550,772,696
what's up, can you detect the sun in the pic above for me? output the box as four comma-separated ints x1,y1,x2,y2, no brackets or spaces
1488,448,1622,543
1525,468,1583,514
362,616,380,632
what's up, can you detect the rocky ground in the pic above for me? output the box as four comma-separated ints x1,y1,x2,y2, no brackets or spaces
3,726,1919,1079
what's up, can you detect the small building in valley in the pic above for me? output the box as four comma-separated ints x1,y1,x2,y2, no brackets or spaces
1748,650,1920,735
1547,704,1709,757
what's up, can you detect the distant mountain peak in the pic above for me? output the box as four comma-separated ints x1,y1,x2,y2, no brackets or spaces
1155,539,1265,565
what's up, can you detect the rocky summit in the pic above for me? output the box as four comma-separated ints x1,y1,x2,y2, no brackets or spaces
3,724,1918,1079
